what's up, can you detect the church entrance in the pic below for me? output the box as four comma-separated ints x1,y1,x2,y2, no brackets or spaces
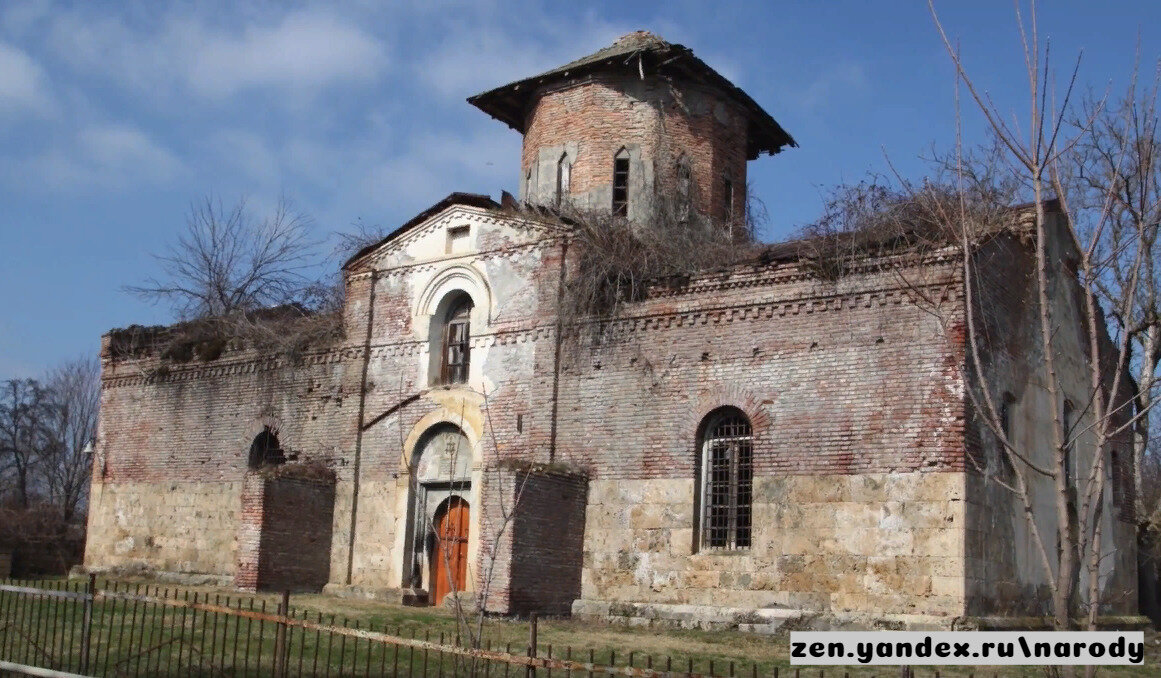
431,496,470,606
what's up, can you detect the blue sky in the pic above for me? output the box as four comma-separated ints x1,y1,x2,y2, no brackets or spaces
1,0,1158,378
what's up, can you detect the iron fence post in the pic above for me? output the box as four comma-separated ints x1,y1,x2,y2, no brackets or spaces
526,612,538,678
79,574,94,674
274,589,290,677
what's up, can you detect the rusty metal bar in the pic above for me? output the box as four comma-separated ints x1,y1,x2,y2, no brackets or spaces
45,581,59,669
5,582,740,678
0,659,94,678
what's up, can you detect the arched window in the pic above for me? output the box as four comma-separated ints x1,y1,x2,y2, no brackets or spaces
248,427,285,469
441,295,473,384
698,408,753,551
612,149,630,216
556,152,571,205
676,157,692,222
996,392,1015,474
1062,400,1075,488
722,175,735,223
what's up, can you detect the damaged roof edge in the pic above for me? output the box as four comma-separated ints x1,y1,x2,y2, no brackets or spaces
466,34,797,159
342,192,500,272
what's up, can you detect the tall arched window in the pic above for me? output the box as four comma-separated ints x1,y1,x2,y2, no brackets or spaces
441,296,473,384
248,427,285,469
1062,400,1075,489
676,157,692,223
556,152,571,205
698,408,753,551
612,149,630,216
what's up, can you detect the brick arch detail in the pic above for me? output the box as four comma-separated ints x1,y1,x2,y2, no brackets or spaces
692,385,772,437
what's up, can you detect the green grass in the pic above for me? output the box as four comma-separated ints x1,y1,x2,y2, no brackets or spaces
1,577,1158,677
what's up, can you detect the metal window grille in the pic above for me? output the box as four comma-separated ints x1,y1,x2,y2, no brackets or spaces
701,413,752,550
441,300,471,384
612,156,629,216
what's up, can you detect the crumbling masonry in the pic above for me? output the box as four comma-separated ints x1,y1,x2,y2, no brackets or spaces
84,32,1138,629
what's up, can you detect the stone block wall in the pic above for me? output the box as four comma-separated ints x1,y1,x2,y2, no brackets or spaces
580,473,965,621
235,468,336,592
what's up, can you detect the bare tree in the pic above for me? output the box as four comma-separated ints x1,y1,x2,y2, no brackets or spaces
1067,79,1161,525
41,356,100,523
0,378,53,508
127,195,317,319
926,0,1159,649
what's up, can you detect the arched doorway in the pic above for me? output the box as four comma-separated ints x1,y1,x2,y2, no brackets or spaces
403,424,473,604
431,496,470,606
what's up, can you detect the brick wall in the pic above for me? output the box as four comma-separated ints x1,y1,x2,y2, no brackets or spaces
522,75,748,227
88,201,1135,622
964,224,1138,616
479,466,587,615
236,469,336,592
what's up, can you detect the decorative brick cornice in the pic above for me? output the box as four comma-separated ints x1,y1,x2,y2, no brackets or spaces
102,281,961,389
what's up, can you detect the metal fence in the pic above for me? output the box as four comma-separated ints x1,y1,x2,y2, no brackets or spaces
0,579,1005,677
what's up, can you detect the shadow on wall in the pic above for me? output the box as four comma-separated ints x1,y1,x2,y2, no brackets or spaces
235,463,337,593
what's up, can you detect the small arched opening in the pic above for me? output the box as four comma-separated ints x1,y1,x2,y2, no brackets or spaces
247,427,286,469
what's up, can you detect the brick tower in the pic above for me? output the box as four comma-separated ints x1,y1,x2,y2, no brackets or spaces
469,31,796,230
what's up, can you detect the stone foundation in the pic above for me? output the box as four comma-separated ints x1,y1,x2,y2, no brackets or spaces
84,481,242,577
582,472,966,619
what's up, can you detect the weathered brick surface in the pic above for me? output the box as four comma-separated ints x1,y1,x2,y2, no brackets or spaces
236,471,335,592
84,38,1137,623
963,224,1138,616
480,467,587,615
521,75,747,226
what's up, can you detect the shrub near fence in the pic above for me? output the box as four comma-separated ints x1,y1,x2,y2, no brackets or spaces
0,578,1038,677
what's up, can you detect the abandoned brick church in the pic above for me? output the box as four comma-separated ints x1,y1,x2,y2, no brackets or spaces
85,32,1138,629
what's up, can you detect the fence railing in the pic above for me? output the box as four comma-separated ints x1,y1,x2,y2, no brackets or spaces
0,578,1010,677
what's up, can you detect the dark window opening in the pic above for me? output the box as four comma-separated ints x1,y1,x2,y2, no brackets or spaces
612,154,629,216
248,427,285,469
722,177,734,223
700,410,753,550
1063,401,1075,489
556,153,571,205
441,297,472,384
677,161,692,222
1111,450,1123,507
997,393,1014,474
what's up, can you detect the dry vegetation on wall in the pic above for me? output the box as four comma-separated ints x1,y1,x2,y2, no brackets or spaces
251,460,336,482
502,197,758,337
107,305,344,366
796,164,1020,281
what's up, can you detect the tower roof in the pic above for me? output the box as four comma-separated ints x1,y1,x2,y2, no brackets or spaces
468,31,797,160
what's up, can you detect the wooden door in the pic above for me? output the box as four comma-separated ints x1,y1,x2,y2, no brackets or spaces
431,497,469,606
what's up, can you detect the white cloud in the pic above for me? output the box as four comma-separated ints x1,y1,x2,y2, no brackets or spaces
7,124,183,193
43,7,387,102
0,40,54,116
417,10,629,99
185,10,386,98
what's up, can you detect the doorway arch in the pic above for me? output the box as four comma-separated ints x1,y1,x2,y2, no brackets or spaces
402,423,473,603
